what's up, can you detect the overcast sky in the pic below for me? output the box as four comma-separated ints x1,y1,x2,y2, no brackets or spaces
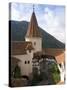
9,3,65,43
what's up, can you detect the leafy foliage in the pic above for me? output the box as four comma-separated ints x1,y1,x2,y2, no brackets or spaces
48,63,60,84
32,60,60,85
13,64,21,78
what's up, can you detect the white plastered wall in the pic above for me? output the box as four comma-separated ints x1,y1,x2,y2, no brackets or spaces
13,51,33,76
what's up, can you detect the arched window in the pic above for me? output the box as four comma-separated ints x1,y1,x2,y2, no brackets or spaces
25,61,27,64
28,61,30,64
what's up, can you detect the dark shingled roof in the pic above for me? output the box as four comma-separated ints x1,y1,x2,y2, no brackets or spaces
25,11,41,37
11,41,34,55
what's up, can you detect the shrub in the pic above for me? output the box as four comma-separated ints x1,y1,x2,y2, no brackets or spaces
49,63,60,84
13,64,21,78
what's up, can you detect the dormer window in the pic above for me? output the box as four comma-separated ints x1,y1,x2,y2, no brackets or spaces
29,50,31,53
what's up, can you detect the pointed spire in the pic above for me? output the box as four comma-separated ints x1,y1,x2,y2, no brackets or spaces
25,5,41,38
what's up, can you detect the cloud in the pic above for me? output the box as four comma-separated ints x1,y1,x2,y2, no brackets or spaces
11,3,33,21
10,3,65,43
11,3,21,21
43,7,65,43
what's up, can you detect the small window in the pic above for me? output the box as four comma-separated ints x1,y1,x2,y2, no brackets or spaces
29,50,31,53
25,61,27,64
28,61,30,64
34,42,36,45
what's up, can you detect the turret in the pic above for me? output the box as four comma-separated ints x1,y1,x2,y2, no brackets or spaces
25,8,42,52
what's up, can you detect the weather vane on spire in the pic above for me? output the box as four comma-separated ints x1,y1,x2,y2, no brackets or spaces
33,4,35,12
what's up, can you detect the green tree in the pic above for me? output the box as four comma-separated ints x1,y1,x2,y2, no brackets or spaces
13,64,21,78
49,63,60,84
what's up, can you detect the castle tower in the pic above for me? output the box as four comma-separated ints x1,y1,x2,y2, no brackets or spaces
25,7,42,52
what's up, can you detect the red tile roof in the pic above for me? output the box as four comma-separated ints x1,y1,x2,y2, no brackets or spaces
11,41,34,55
43,48,65,63
33,48,65,64
44,48,64,56
11,41,65,64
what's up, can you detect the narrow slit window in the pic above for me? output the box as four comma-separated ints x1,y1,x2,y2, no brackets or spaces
25,61,27,64
28,61,30,64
